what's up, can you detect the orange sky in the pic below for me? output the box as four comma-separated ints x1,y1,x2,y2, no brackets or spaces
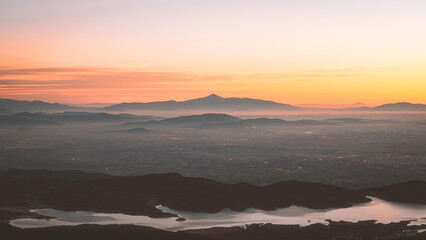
1,1,425,105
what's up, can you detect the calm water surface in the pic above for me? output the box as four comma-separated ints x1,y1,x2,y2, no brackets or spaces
10,197,426,231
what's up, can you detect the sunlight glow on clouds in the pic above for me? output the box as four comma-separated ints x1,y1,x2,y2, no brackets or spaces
1,0,425,104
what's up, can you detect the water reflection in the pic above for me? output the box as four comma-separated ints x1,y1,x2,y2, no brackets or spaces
10,197,426,231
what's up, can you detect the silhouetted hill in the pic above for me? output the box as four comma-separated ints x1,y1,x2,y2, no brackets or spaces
50,111,157,121
0,98,83,113
182,94,297,110
286,119,332,126
49,112,141,122
0,169,112,181
241,118,287,126
0,111,338,129
2,97,424,113
266,181,369,209
0,223,219,240
124,113,241,128
185,221,425,240
0,111,157,127
373,102,426,111
0,107,13,115
0,176,68,208
0,112,61,126
161,113,241,125
2,221,425,240
324,118,394,124
325,118,370,123
102,94,299,111
16,126,32,131
123,114,335,130
196,121,248,130
363,180,426,204
112,127,152,134
346,102,426,111
196,118,331,129
0,171,370,218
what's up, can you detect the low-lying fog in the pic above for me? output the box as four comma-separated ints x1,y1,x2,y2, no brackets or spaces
1,110,425,189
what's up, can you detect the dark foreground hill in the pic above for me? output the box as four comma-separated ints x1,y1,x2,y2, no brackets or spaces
0,168,112,181
1,170,424,221
363,180,426,204
1,221,425,240
1,170,425,239
0,224,217,240
0,170,370,219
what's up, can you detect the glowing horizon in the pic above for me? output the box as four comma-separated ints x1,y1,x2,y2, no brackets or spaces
1,1,425,105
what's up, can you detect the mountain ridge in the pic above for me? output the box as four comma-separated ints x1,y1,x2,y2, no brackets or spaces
0,98,84,114
0,170,371,219
0,111,157,127
101,94,298,111
1,96,426,114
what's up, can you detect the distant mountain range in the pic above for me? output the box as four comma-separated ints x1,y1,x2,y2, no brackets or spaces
122,114,389,130
0,168,112,181
0,111,392,129
112,127,153,134
124,113,242,129
1,95,426,114
372,102,426,111
101,94,298,112
0,98,83,114
343,102,426,111
0,111,158,127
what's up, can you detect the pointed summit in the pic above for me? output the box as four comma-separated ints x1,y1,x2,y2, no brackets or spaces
184,93,225,104
102,94,298,111
205,93,223,99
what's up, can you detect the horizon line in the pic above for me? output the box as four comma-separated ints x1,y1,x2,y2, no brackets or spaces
1,94,425,110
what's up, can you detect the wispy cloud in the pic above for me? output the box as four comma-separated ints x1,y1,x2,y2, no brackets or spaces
0,66,372,103
0,67,234,103
238,67,369,80
0,67,102,76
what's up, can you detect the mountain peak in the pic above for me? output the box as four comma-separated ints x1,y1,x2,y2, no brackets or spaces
205,93,223,99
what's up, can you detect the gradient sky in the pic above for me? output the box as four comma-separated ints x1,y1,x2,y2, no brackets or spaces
1,0,425,105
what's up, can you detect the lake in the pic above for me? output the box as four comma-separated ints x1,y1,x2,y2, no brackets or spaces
10,197,426,231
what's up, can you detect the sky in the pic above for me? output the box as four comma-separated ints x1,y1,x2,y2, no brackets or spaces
1,0,425,106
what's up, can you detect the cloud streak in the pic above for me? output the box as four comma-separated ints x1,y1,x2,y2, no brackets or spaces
0,66,373,104
0,67,235,103
0,67,102,76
